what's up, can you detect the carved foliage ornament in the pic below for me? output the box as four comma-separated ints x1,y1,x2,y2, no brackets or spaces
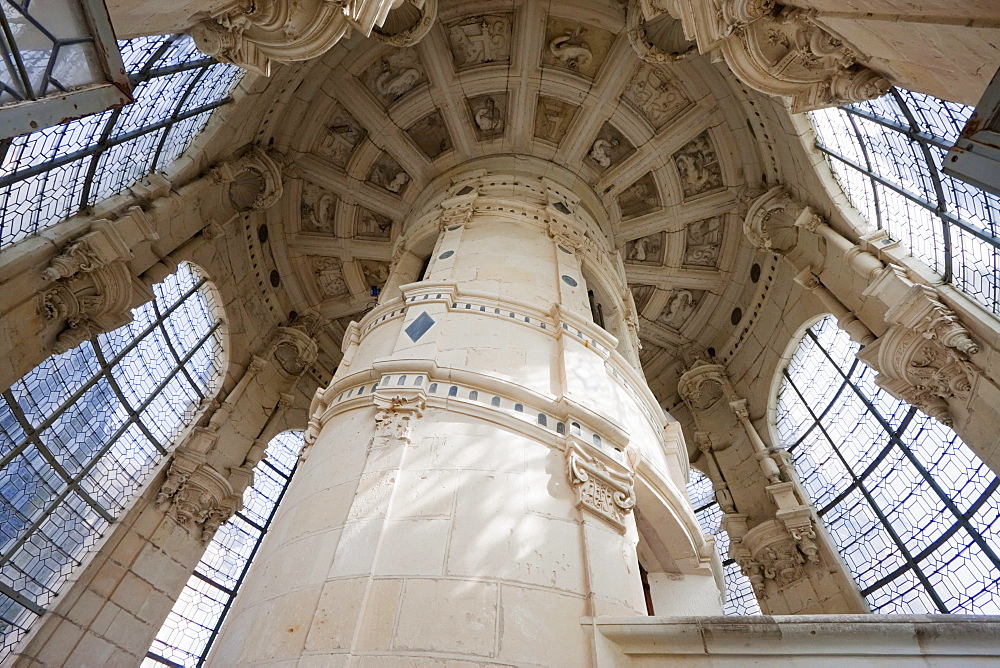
566,444,636,533
157,428,251,543
373,394,425,445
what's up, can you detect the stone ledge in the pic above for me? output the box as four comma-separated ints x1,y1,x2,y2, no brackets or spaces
592,615,1000,661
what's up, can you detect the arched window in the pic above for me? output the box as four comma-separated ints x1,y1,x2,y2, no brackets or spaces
0,34,243,250
145,430,302,667
810,89,1000,314
685,470,761,615
776,315,1000,613
0,262,225,657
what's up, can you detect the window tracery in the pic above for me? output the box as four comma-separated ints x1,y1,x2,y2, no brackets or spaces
776,315,1000,613
0,262,224,658
0,34,243,250
144,430,302,667
810,89,1000,314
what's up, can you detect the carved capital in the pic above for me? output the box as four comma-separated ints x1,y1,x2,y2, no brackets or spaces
740,519,807,588
671,0,890,111
677,359,731,410
40,223,144,354
156,428,246,543
269,325,319,376
372,0,437,47
858,285,980,426
190,0,391,75
743,186,811,254
566,443,636,533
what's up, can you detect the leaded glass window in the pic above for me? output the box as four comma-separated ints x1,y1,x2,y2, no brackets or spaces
776,315,1000,613
0,33,243,250
686,470,761,615
810,89,1000,314
144,430,302,667
0,262,225,659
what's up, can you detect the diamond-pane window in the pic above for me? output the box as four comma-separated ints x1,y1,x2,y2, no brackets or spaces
776,315,1000,614
0,262,225,660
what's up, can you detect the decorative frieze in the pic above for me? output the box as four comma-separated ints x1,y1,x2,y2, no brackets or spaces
566,443,636,533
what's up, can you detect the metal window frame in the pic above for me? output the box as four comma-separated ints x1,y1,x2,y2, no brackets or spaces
813,88,1000,313
779,318,1000,613
0,0,133,140
0,34,239,251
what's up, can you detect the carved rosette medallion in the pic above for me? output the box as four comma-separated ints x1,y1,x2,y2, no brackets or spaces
566,444,636,533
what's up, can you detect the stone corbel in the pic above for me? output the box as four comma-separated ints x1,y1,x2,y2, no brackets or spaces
268,325,320,376
857,285,979,425
627,0,697,64
566,442,636,533
156,428,245,542
40,221,149,354
668,0,890,111
212,147,284,212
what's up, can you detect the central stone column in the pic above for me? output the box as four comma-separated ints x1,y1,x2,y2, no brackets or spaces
208,160,717,665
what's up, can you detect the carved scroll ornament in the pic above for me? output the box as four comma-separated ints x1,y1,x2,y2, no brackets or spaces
213,147,284,212
858,285,979,426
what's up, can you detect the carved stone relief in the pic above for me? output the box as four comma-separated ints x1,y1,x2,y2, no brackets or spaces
585,123,635,172
213,147,284,212
630,284,655,313
658,288,704,332
533,96,578,145
622,63,691,130
662,0,889,111
447,15,513,69
360,48,427,107
372,0,437,47
624,232,665,266
373,394,425,445
467,93,507,140
566,444,636,533
673,131,723,199
356,207,393,240
617,172,661,219
368,153,411,195
300,182,338,233
684,216,723,267
541,19,614,80
315,102,367,168
360,260,391,290
406,111,453,160
311,257,349,298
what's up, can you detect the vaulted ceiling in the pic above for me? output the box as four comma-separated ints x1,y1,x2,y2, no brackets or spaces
185,0,852,415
